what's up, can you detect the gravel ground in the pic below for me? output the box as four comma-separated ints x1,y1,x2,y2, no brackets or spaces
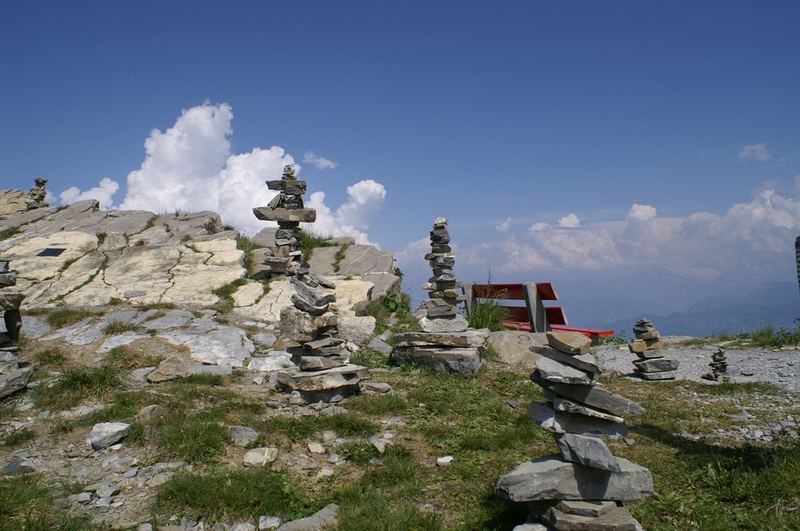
593,340,800,392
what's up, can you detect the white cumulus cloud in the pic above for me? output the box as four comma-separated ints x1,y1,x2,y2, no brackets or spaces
557,213,581,228
627,203,657,221
496,217,512,233
738,143,772,161
58,102,387,240
59,177,119,209
303,151,338,170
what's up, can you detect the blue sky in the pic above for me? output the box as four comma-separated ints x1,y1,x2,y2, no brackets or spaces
2,1,799,326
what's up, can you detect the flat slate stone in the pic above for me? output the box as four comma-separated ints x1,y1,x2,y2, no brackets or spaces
390,346,481,376
393,329,489,348
418,315,468,333
637,370,676,380
556,500,618,518
552,396,625,423
534,358,593,385
528,402,628,439
542,504,642,531
533,346,600,375
496,454,653,502
276,365,368,402
556,433,621,472
633,357,678,373
532,375,644,417
547,331,591,354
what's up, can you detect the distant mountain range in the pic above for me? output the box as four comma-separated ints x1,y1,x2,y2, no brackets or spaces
598,281,798,337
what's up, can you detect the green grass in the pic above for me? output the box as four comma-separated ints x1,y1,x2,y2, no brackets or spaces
34,348,66,366
211,278,249,313
102,320,142,335
156,469,319,523
346,393,409,416
45,308,95,328
681,325,800,348
349,347,391,369
235,234,264,274
159,414,228,463
260,413,379,443
364,298,421,335
0,226,22,241
332,242,351,272
0,475,91,531
138,302,177,311
3,428,36,446
177,373,226,386
103,345,163,370
467,301,508,331
298,229,333,261
34,366,123,410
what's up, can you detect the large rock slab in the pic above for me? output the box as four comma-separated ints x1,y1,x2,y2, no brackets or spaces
633,357,678,373
391,346,482,376
487,331,547,369
277,503,339,531
532,375,644,417
496,455,653,502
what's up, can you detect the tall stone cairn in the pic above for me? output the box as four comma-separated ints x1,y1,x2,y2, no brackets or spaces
628,318,678,380
272,179,368,403
0,259,31,399
252,165,316,278
26,177,48,210
497,331,653,530
702,347,728,382
390,218,487,376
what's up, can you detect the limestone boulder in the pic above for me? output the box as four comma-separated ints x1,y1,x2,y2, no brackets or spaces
487,331,547,369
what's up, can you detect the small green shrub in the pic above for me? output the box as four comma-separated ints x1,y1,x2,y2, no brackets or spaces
160,416,228,463
211,278,249,313
468,301,507,331
235,234,263,273
298,229,333,261
45,308,95,328
103,320,141,335
0,226,22,241
3,428,36,446
0,475,91,529
34,366,122,410
332,242,351,272
34,349,66,366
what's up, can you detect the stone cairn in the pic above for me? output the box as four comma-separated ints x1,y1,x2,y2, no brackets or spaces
628,317,678,380
26,177,48,210
252,165,315,278
0,259,31,399
390,218,487,376
268,170,368,403
497,331,653,530
702,347,728,382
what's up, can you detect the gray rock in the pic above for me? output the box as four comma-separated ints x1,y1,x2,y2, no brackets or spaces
3,455,35,475
136,404,168,424
551,396,625,423
338,315,376,344
147,356,191,382
0,366,31,398
87,422,131,450
496,455,653,502
528,402,628,439
557,500,618,518
367,336,392,355
532,375,644,417
637,370,676,380
395,329,490,348
534,346,600,375
230,425,259,447
276,365,368,403
361,381,391,393
633,357,678,373
535,358,593,385
555,433,621,472
542,504,643,530
547,331,592,354
277,503,339,530
243,447,278,467
418,315,468,333
391,346,481,376
259,516,283,530
249,351,294,372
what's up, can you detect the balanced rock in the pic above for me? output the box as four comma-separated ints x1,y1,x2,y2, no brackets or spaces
555,433,621,472
547,331,591,355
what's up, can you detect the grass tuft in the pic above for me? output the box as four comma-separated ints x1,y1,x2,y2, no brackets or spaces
235,234,263,274
45,308,95,328
103,320,141,335
211,278,249,313
468,301,508,331
298,229,333,261
3,428,37,446
0,226,22,241
34,348,66,366
34,366,122,410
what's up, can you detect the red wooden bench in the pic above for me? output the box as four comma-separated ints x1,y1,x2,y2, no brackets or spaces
464,282,614,344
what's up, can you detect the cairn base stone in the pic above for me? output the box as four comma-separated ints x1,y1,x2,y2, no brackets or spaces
637,370,676,381
391,346,481,376
496,455,654,502
633,358,678,373
542,504,642,531
555,500,618,518
276,365,368,403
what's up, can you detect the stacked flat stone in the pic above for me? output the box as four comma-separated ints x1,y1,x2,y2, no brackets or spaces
628,318,678,381
252,165,316,277
0,259,31,399
702,347,728,382
26,177,48,210
497,331,653,530
390,218,487,376
275,254,367,403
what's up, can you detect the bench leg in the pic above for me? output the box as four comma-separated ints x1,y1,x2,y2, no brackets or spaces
524,283,548,333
